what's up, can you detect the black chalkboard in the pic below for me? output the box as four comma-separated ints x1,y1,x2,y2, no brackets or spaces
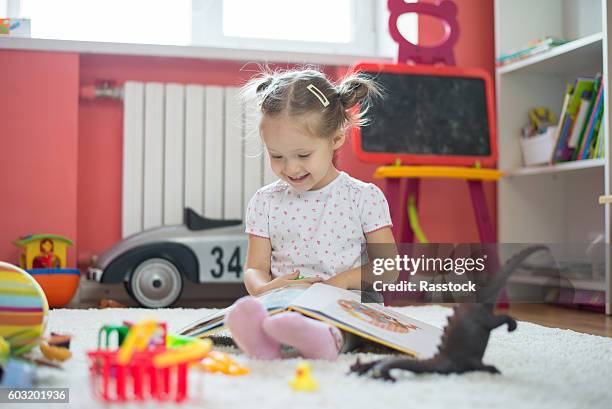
360,71,491,158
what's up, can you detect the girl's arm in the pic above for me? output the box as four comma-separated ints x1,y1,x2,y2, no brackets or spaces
325,227,398,290
243,234,273,296
244,234,322,296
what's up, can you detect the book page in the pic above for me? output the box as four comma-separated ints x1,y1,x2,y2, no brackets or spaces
179,285,309,337
257,285,308,309
290,283,442,358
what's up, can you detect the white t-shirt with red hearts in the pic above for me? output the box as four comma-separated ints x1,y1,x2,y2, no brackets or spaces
245,171,393,279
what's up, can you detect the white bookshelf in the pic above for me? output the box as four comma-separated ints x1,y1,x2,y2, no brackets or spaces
494,0,611,314
496,32,603,75
506,158,605,177
509,274,605,292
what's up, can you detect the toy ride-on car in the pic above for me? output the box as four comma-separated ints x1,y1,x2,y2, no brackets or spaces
87,208,247,308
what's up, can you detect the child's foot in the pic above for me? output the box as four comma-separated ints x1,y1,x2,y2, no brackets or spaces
262,312,343,360
225,296,281,360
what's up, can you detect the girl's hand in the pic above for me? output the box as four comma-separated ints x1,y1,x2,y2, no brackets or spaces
267,270,323,291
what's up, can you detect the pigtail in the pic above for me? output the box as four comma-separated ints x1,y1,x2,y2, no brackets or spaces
336,73,383,128
239,69,277,110
255,75,274,94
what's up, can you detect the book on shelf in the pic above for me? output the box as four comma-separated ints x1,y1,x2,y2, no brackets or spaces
574,76,603,160
567,92,593,151
557,77,595,161
550,75,605,163
178,283,443,358
555,113,575,162
549,84,572,164
593,119,605,158
496,36,568,66
577,80,604,160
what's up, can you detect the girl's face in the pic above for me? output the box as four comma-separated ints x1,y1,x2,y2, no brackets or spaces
260,115,344,192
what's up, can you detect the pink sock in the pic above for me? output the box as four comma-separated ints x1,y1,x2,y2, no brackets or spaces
262,312,343,360
225,296,281,360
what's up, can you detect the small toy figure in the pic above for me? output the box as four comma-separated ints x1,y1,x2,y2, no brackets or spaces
32,238,61,268
13,234,80,308
529,107,556,132
289,362,319,392
523,107,557,138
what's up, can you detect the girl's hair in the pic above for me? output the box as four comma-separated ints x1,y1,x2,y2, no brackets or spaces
240,68,382,139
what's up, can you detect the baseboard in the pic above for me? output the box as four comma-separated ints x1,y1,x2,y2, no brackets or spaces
65,277,247,309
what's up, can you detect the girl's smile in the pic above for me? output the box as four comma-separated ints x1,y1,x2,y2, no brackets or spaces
287,172,310,184
260,114,344,192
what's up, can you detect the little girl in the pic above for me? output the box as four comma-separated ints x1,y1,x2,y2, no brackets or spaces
225,68,395,360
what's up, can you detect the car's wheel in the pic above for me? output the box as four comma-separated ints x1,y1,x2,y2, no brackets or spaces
129,258,183,308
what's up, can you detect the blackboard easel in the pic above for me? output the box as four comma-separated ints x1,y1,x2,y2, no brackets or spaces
370,0,506,306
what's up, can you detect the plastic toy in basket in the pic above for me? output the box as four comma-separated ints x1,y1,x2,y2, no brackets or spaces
87,319,211,403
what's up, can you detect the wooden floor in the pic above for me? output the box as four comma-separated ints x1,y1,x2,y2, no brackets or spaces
497,304,612,338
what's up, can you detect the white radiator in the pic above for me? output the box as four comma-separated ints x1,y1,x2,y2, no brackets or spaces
122,81,276,238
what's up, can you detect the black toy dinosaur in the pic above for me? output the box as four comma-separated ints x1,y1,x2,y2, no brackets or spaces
350,245,551,381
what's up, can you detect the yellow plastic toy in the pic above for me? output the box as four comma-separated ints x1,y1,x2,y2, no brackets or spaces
153,338,212,368
0,336,10,364
117,319,158,364
13,234,73,269
39,342,72,362
199,351,249,376
289,362,319,392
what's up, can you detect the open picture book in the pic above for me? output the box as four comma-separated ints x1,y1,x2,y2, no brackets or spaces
179,283,443,358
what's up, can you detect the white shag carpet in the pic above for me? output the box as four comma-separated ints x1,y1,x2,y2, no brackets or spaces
33,306,612,409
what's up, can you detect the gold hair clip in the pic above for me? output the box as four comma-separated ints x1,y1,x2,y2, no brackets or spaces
306,84,330,107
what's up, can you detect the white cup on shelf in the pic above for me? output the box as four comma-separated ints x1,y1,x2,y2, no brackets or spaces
520,125,557,167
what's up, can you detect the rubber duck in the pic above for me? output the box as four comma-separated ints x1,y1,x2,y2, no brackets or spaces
289,362,319,392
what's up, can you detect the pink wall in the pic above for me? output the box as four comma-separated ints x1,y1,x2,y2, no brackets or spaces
0,50,79,265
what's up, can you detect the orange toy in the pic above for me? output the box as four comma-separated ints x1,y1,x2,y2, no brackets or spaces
199,351,249,376
27,272,80,308
13,234,80,308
